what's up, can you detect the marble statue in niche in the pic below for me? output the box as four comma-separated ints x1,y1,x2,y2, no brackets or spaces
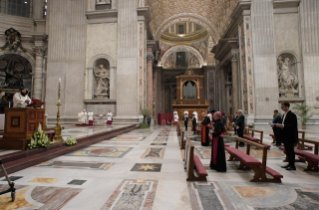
93,59,110,99
96,0,111,4
277,53,299,97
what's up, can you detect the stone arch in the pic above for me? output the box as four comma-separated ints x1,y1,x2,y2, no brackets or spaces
155,13,218,42
0,50,35,72
276,50,300,63
161,45,204,68
88,54,115,68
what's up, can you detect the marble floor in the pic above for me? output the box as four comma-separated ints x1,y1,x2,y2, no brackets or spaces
0,125,319,210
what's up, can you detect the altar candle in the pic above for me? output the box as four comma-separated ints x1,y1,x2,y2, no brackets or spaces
58,78,61,103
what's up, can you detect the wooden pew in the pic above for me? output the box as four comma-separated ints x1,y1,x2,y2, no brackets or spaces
226,137,283,183
184,137,208,181
296,131,313,150
180,131,185,150
280,138,319,172
244,129,271,149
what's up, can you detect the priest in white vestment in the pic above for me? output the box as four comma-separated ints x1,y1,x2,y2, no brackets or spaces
13,88,31,108
107,111,113,125
88,111,94,125
78,109,88,124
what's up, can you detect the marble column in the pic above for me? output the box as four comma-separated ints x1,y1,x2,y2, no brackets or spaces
33,46,46,100
147,52,154,115
231,54,239,113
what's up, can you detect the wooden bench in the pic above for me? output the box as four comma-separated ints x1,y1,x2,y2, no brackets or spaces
180,131,185,150
184,137,208,181
296,131,313,150
244,129,271,149
176,124,181,136
226,137,283,183
280,138,319,172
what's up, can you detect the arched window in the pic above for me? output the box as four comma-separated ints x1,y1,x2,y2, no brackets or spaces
183,81,197,99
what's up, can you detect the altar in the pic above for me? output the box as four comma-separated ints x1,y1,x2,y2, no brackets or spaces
172,70,209,121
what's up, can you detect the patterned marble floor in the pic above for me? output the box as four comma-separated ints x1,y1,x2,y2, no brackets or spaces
1,125,319,210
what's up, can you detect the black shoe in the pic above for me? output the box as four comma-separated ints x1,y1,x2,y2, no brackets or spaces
238,144,245,147
281,164,289,168
275,144,281,147
286,166,296,171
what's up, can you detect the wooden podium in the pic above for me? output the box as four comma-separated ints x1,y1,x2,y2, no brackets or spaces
0,102,46,150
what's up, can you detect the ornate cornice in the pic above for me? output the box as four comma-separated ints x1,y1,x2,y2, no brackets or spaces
86,9,118,24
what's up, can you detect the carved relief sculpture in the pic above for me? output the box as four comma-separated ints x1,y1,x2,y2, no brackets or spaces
277,54,299,97
94,64,110,99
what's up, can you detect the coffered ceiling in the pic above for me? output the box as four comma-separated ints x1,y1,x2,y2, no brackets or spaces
145,0,240,41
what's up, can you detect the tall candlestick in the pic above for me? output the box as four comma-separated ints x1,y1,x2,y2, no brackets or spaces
58,78,61,103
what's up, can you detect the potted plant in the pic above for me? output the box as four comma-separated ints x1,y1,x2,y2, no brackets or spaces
292,104,314,130
139,108,151,129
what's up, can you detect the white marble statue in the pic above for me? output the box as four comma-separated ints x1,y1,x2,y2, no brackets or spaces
96,0,111,4
94,64,110,99
278,56,299,94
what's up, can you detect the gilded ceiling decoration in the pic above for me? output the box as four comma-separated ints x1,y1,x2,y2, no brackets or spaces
145,0,240,41
160,28,209,45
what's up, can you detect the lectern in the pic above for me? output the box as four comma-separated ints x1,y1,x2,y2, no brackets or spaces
0,102,46,150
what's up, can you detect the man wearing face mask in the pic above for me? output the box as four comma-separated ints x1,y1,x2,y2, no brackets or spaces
13,87,31,108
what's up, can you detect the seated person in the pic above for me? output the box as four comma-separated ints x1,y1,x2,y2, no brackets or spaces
13,87,31,108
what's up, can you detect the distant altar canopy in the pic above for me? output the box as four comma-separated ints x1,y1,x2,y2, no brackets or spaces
172,69,208,121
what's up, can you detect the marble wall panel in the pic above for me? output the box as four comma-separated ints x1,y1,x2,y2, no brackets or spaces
116,0,139,118
300,0,319,119
274,13,303,98
46,0,87,118
251,0,278,118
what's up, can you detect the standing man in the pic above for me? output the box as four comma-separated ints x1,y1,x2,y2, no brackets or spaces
201,112,211,146
270,110,282,146
276,102,298,170
184,111,189,131
234,110,245,147
233,112,238,134
13,87,31,108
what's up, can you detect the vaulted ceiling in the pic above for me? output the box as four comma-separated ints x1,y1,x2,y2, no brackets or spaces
145,0,240,41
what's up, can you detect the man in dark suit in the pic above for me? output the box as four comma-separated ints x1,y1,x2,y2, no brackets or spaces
233,112,238,134
234,110,245,147
271,110,282,146
276,102,298,170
